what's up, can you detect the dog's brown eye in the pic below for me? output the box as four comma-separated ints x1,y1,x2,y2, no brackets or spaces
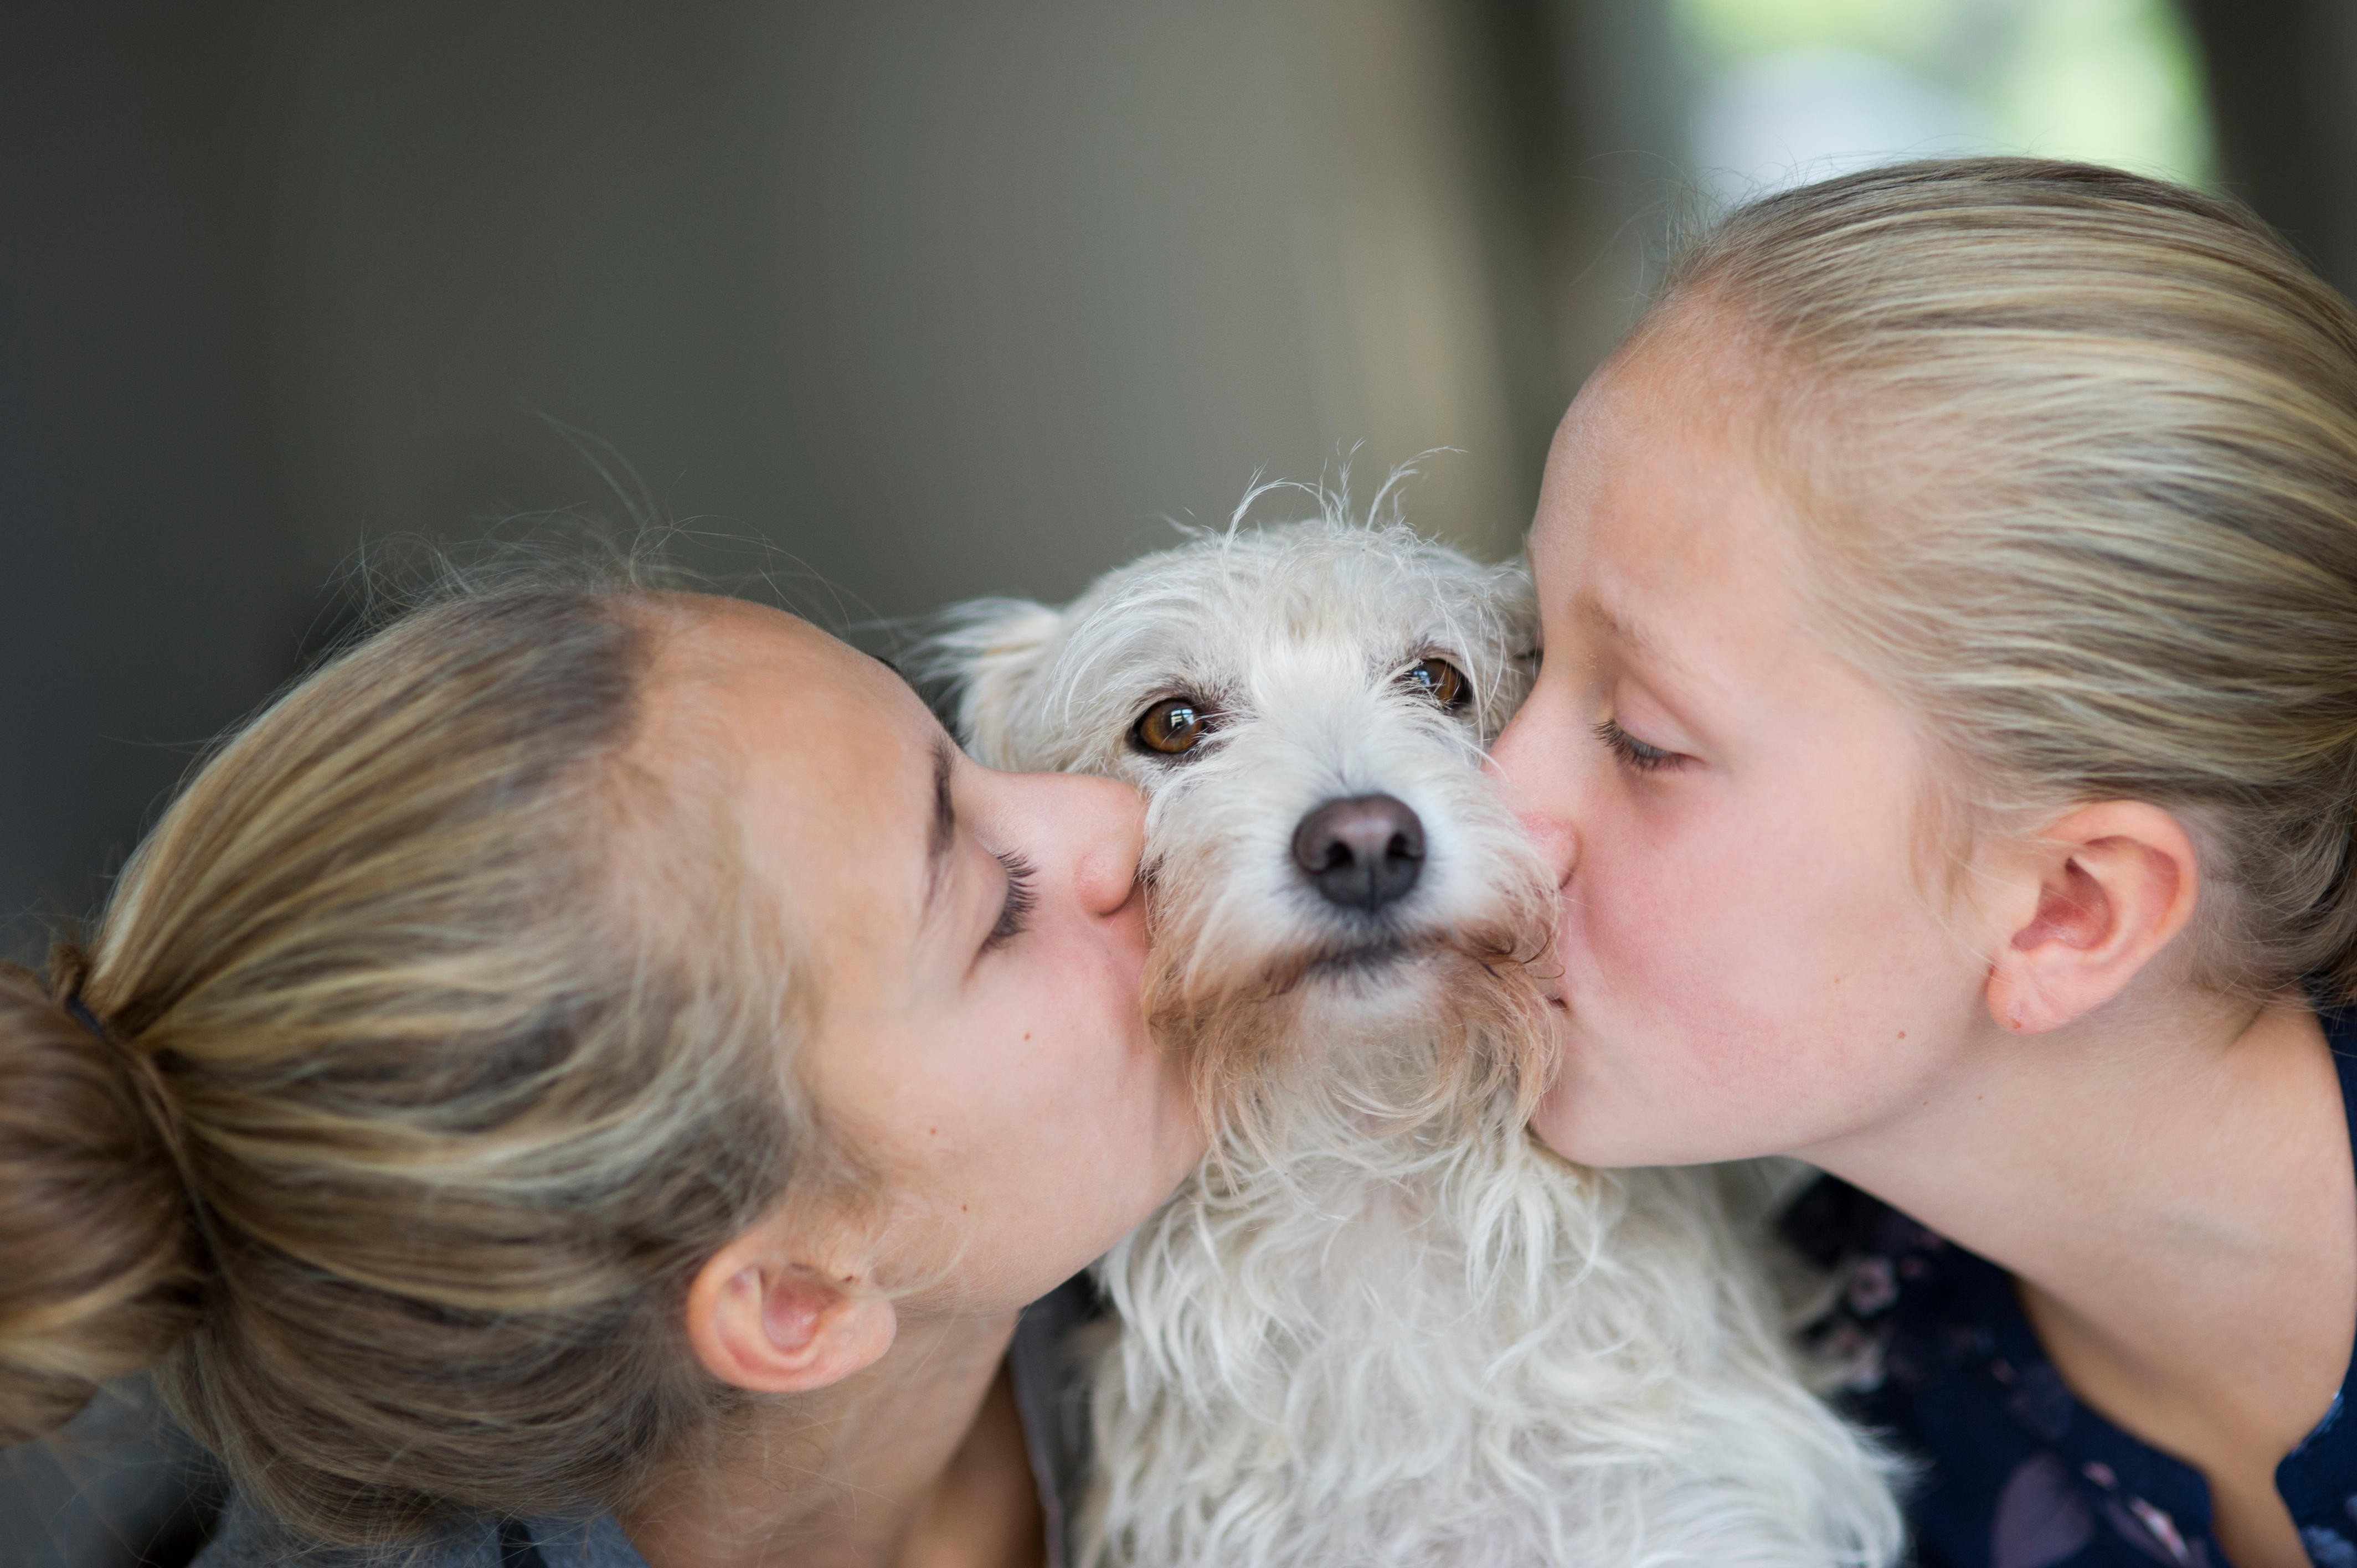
1133,697,1209,755
1403,658,1469,710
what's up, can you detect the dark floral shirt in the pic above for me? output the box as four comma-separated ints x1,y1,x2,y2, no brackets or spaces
1785,1007,2357,1568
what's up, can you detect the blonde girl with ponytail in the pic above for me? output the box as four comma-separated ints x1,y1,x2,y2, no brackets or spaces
0,566,1203,1566
1495,158,2357,1568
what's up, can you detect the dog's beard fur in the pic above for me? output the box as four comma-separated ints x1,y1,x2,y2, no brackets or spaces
1141,838,1556,1172
935,513,1903,1568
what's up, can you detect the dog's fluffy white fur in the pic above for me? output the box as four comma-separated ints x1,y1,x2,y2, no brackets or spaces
937,507,1903,1568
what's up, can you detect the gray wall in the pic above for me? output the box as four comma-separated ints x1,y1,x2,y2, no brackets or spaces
5,0,2341,952
0,1,1606,942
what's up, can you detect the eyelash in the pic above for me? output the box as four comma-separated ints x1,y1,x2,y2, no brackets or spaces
983,852,1038,952
1593,717,1677,772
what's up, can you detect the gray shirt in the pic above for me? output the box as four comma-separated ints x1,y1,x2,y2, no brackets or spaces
195,1504,646,1568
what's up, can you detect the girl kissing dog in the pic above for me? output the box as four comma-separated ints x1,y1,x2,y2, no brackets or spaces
939,497,1901,1568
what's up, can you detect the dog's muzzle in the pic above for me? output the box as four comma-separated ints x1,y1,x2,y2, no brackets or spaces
1291,793,1424,912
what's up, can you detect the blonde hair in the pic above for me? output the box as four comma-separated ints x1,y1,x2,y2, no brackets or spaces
1651,158,2357,999
0,566,822,1547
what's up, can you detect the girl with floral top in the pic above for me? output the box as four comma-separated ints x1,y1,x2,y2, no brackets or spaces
1494,158,2357,1567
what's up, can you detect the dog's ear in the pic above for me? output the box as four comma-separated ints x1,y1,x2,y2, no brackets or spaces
1483,563,1543,740
925,598,1063,767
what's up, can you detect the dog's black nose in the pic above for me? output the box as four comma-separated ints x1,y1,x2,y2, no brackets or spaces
1292,793,1424,911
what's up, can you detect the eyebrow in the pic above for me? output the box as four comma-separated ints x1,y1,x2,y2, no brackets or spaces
923,736,957,909
1577,594,1652,656
1578,587,1723,735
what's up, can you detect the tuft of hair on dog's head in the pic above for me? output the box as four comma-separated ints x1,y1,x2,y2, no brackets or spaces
918,470,1541,764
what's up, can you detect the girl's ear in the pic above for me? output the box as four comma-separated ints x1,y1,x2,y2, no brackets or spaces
929,600,1062,767
685,1219,897,1395
1981,801,2201,1034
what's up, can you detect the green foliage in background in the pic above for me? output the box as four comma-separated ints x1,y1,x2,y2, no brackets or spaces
1674,0,2215,184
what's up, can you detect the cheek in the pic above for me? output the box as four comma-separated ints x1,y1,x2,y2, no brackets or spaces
1572,791,1824,1032
1559,774,1967,1139
945,936,1180,1213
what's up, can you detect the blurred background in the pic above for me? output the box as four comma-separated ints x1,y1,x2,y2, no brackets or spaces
1,2,2353,1562
2,0,2351,951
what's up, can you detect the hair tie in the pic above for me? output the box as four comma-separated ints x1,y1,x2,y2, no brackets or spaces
63,989,111,1049
63,986,224,1278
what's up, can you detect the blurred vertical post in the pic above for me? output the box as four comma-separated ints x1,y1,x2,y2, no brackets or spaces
1269,0,1546,560
1265,0,1690,560
1520,0,1693,380
2184,0,2357,301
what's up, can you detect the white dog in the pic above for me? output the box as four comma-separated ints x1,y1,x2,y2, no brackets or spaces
939,502,1902,1568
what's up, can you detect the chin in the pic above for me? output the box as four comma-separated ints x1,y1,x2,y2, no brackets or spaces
1529,1081,1664,1169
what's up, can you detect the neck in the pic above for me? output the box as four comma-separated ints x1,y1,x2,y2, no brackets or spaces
1800,984,2354,1459
619,1309,1019,1568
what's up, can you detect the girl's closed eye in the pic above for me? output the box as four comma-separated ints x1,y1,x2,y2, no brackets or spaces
983,850,1038,952
1594,716,1681,772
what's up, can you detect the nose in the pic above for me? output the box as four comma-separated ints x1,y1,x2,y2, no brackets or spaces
1291,793,1424,911
1031,772,1148,920
1487,692,1577,890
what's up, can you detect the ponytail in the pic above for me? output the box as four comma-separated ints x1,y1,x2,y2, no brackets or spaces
0,950,202,1443
0,575,823,1549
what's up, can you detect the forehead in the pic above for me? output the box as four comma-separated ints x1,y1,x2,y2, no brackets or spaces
635,595,935,965
646,596,920,765
1062,525,1521,678
1535,335,1818,681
